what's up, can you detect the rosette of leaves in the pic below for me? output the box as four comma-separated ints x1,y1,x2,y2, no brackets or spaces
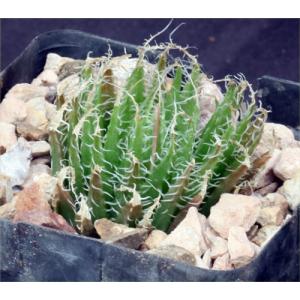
49,45,267,233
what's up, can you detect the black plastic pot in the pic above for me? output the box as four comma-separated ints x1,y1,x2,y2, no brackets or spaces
0,30,299,282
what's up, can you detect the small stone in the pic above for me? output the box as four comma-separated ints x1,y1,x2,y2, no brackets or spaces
57,74,80,101
252,225,280,247
0,138,31,187
257,193,289,226
273,148,300,180
24,164,52,187
253,149,281,190
204,225,219,246
144,229,168,250
94,218,136,240
45,102,57,121
0,199,16,219
15,209,76,234
31,156,51,166
198,212,209,230
0,180,5,204
0,174,14,204
195,256,209,269
13,183,75,234
32,173,58,204
202,249,212,269
212,253,233,270
208,193,261,238
28,141,51,158
247,224,260,240
255,182,279,196
228,226,256,268
43,53,74,74
161,207,209,256
263,192,288,207
167,207,191,232
109,229,148,250
148,245,197,266
210,236,228,259
0,97,27,124
58,60,85,80
14,183,51,212
0,122,17,152
32,70,58,87
17,97,50,140
278,171,300,210
4,83,48,103
253,123,297,159
45,86,57,103
252,242,261,256
94,218,149,249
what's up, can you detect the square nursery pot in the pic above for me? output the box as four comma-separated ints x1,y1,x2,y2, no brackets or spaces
0,30,299,282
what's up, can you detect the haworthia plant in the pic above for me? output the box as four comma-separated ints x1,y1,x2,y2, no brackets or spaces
49,44,267,233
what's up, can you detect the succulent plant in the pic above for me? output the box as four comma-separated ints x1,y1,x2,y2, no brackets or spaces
49,44,267,233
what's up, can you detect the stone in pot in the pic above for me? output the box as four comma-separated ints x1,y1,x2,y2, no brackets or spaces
208,193,261,238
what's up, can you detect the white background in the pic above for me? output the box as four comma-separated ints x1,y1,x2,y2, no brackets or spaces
1,0,299,298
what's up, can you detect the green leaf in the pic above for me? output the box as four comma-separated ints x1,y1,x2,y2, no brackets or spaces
88,166,107,221
152,160,195,231
49,130,63,176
